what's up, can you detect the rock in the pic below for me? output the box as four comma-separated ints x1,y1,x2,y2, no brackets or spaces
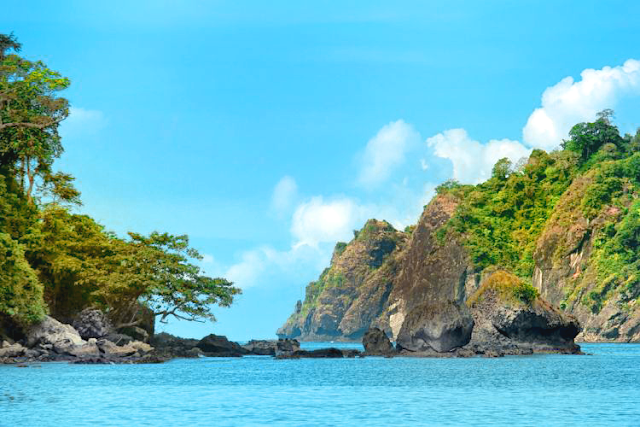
184,347,204,358
396,301,474,353
65,343,101,358
129,341,153,355
362,327,395,356
118,326,149,343
243,340,278,355
104,332,134,345
26,316,85,349
97,340,138,357
72,309,112,340
0,343,25,358
468,271,582,354
275,339,300,357
276,347,361,359
196,334,248,357
149,332,201,358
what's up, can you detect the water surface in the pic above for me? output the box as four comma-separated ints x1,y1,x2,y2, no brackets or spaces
1,343,639,426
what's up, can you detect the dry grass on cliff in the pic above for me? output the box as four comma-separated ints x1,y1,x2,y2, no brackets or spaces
467,270,539,308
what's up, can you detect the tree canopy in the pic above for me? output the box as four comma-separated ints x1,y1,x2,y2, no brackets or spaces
0,34,240,330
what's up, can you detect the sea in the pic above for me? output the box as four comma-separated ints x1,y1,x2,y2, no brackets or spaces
1,342,639,426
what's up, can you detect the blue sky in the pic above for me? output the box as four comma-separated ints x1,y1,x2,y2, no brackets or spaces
4,1,640,340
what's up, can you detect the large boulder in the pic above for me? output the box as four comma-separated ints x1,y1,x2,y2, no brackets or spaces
72,309,112,340
396,301,474,353
362,327,395,356
0,342,25,358
275,338,300,357
26,316,85,351
196,334,249,357
468,271,582,354
150,332,201,358
243,340,278,355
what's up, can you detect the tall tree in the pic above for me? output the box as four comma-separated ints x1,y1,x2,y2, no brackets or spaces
0,33,70,204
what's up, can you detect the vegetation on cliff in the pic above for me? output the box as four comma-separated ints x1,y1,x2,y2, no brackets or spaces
280,108,640,342
0,34,239,332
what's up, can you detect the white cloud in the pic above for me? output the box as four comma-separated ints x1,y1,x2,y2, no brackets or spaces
427,129,531,184
270,175,298,217
291,196,366,248
357,120,421,188
224,244,332,290
523,59,640,150
59,107,107,139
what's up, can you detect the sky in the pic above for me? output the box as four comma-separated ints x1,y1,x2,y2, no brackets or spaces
3,1,640,340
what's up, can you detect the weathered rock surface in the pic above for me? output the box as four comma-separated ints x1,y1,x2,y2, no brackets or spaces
396,301,474,353
466,271,582,355
275,338,300,357
196,334,249,357
362,327,395,356
149,332,201,358
72,309,112,340
27,316,85,349
243,340,278,355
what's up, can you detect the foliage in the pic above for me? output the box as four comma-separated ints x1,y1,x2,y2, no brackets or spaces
562,109,624,165
28,206,240,327
0,233,46,325
440,148,578,277
0,34,239,330
467,270,539,307
0,38,71,204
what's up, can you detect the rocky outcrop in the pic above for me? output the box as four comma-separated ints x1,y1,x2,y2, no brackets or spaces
278,195,474,342
275,347,361,359
0,316,160,364
196,334,249,357
278,219,408,341
396,301,474,353
26,316,85,349
243,339,301,356
466,271,581,355
362,327,395,356
533,175,640,342
72,308,112,340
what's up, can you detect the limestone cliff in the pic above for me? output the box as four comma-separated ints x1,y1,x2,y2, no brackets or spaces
278,122,640,343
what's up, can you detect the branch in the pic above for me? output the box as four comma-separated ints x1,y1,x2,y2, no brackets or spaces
0,117,64,131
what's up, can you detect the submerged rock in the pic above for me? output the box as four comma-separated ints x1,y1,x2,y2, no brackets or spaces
396,301,474,353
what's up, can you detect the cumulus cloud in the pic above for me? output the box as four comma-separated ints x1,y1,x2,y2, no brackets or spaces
59,106,108,138
523,59,640,150
224,244,332,289
291,196,367,248
427,129,531,184
270,175,298,217
357,120,421,188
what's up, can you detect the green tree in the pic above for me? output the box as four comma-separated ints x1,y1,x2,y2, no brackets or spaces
491,157,512,181
31,206,241,328
0,34,70,204
0,232,46,326
562,109,624,164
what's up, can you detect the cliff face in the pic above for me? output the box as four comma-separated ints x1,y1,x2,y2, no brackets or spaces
277,219,408,341
279,128,640,343
278,195,476,341
533,173,640,342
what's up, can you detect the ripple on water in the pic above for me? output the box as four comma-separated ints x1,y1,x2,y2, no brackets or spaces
0,343,639,426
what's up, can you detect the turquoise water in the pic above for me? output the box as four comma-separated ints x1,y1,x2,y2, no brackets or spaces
1,342,639,426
